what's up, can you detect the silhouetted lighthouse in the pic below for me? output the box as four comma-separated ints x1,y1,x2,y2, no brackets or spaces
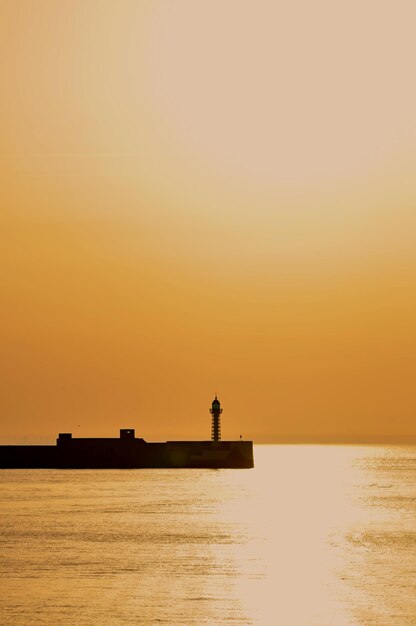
210,396,222,442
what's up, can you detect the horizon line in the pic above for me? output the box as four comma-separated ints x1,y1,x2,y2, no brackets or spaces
1,436,415,446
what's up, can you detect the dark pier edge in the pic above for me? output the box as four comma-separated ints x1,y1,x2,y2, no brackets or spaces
0,429,254,469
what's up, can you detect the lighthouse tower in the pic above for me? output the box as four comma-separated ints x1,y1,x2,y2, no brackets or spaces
210,396,222,442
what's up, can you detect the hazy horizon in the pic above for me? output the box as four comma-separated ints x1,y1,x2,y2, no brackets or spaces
2,432,415,447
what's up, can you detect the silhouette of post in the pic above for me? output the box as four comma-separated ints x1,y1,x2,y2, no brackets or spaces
210,396,222,442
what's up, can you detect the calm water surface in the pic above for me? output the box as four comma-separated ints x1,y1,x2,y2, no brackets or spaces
0,445,415,625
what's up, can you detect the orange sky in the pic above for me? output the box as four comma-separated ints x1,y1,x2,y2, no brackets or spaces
1,1,415,443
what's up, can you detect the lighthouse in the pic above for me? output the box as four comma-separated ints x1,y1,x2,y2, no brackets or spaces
210,396,222,442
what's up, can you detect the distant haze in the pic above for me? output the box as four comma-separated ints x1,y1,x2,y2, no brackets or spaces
1,1,415,444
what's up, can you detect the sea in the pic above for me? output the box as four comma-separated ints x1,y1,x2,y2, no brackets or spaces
0,445,414,625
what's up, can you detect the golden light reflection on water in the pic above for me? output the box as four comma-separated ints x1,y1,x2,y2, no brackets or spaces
0,445,414,625
207,446,363,625
204,445,414,625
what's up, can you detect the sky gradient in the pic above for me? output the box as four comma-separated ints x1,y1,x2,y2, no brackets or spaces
1,1,415,443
